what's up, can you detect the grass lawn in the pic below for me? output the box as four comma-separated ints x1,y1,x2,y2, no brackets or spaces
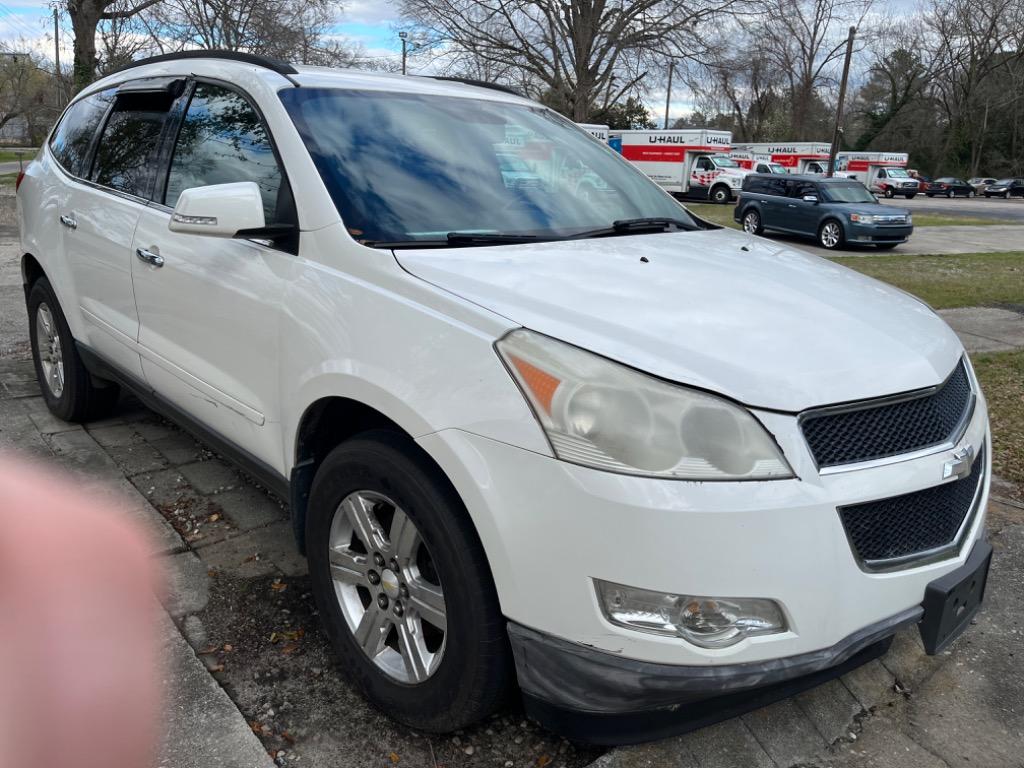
0,173,17,189
971,350,1024,495
0,149,37,164
830,252,1024,309
685,203,1019,229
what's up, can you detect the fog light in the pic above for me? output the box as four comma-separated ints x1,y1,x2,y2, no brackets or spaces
595,580,787,649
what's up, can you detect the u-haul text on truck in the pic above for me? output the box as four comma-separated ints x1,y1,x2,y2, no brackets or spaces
836,152,916,198
731,142,831,174
729,151,788,174
577,123,610,142
609,129,748,203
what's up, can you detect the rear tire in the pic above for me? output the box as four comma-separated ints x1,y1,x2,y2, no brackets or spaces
1006,191,1012,199
27,277,119,422
946,190,954,198
306,431,512,732
884,187,894,198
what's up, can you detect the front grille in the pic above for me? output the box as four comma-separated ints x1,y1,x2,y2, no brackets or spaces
802,360,972,468
838,445,985,567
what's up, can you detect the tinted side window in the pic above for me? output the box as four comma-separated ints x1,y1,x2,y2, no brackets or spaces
91,91,176,198
791,181,818,198
165,84,283,222
49,89,115,177
744,177,770,194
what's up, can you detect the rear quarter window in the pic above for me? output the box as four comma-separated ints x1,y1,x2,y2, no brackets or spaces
48,89,116,177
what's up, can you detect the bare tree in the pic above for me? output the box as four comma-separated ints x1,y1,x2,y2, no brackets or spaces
65,0,164,91
924,0,1024,175
400,0,745,122
0,48,55,143
142,0,358,66
758,0,873,139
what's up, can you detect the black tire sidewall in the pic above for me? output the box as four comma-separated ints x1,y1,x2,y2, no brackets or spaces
28,279,78,420
743,208,762,234
306,432,509,731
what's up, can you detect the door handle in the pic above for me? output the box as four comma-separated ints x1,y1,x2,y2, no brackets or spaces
788,203,797,208
59,214,77,230
135,247,164,268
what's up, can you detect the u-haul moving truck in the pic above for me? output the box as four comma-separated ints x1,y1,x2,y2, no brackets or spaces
836,152,916,198
731,142,831,174
608,129,748,203
577,123,610,142
729,151,788,174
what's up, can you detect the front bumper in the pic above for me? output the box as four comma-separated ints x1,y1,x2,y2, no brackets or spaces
846,221,913,243
510,537,991,744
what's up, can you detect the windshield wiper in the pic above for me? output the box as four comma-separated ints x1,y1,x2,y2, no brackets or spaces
568,217,701,239
361,232,545,249
445,232,540,245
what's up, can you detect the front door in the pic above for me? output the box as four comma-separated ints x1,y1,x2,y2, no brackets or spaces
784,180,821,234
131,81,294,470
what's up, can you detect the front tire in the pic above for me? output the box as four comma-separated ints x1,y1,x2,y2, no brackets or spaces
27,277,119,422
884,187,894,198
306,431,512,732
742,208,764,235
946,190,954,198
710,184,731,204
1006,191,1012,199
818,219,845,250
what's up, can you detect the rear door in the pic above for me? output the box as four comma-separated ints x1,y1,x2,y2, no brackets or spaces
131,81,295,469
61,81,181,379
757,176,791,229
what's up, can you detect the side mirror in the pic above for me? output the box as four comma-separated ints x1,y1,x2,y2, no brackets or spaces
169,181,266,237
802,194,819,203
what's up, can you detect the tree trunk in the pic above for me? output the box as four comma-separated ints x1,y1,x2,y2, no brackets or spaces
69,0,104,92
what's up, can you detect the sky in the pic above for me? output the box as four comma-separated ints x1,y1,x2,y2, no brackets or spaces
0,0,747,121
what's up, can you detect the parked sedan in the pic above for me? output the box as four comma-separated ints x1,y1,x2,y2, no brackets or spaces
926,178,976,198
983,178,1024,198
968,177,997,193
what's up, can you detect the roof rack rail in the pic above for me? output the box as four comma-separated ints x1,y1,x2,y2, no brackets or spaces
428,76,523,97
108,49,298,77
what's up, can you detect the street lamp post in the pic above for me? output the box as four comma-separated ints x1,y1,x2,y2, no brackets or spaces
399,31,408,76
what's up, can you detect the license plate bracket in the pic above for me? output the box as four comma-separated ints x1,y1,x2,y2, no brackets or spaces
919,540,992,655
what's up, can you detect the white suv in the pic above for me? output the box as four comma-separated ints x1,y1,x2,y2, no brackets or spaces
17,52,993,744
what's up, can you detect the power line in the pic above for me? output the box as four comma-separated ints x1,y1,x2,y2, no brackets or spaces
0,2,44,41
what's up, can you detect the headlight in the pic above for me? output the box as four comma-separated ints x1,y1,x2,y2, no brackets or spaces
596,580,787,648
496,329,793,480
849,213,876,223
906,213,913,225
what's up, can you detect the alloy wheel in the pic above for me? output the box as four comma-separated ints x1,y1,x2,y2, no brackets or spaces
328,490,447,684
743,211,760,233
36,302,64,398
820,221,841,249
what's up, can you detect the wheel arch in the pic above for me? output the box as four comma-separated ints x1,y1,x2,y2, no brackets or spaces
21,252,45,298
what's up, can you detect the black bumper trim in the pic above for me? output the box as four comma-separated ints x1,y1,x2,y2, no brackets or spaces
522,636,893,745
509,606,921,720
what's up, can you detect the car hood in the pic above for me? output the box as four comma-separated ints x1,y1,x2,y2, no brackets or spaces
395,228,963,412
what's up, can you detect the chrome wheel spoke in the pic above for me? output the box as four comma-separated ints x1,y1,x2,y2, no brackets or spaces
396,619,431,683
353,606,390,657
407,578,446,632
329,546,368,586
388,507,420,562
343,494,383,551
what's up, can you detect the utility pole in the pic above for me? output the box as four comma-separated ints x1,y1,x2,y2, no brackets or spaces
663,60,674,129
399,31,408,76
53,8,62,105
827,26,856,177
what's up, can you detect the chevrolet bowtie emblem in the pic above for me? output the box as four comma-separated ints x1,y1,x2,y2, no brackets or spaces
943,445,975,480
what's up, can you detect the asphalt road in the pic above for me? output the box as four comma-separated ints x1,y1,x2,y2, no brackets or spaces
880,193,1024,221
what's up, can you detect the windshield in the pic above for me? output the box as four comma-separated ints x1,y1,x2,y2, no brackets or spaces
821,183,877,204
995,178,1014,185
711,155,739,168
769,163,787,174
886,168,910,177
278,88,694,246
